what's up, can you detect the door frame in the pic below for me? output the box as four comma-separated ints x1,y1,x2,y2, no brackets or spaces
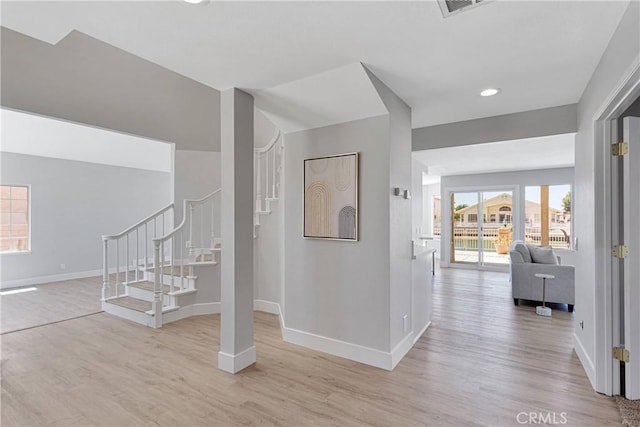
593,56,640,395
442,184,519,271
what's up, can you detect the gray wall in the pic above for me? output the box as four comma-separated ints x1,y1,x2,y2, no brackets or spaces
412,104,577,151
173,150,221,224
367,71,414,349
574,0,639,386
0,152,172,285
284,115,392,351
254,201,282,304
1,27,220,151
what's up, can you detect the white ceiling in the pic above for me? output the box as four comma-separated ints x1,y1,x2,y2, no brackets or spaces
413,133,575,181
254,63,388,133
0,1,629,129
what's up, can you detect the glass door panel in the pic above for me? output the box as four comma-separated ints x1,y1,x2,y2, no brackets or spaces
451,192,479,264
480,191,513,266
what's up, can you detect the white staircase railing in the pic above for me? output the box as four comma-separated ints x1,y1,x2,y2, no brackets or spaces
101,204,174,301
150,189,222,322
254,129,283,230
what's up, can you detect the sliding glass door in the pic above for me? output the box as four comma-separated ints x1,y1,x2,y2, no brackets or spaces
451,190,513,267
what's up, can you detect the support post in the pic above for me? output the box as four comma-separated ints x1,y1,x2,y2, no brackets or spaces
218,88,256,374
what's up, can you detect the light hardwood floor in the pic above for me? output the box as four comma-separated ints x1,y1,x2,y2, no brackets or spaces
1,277,102,334
1,268,620,426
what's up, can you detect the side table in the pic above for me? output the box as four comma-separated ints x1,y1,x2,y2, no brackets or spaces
534,273,555,317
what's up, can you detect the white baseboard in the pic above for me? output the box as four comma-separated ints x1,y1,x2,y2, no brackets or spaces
253,299,416,371
391,332,415,370
282,325,394,370
574,333,596,389
1,269,103,289
413,321,432,345
163,302,221,324
218,345,256,374
253,299,280,315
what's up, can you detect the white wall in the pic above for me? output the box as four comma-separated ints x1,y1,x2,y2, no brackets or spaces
1,108,173,173
284,115,391,352
574,0,639,390
440,167,574,268
0,152,172,287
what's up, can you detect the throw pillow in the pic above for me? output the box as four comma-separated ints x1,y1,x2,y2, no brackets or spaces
512,242,532,263
528,245,558,264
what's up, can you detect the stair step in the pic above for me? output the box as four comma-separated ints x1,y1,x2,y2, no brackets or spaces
145,265,191,277
127,281,172,293
256,210,271,215
188,261,218,267
106,296,152,313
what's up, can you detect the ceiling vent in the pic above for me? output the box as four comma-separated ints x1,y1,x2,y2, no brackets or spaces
438,0,491,18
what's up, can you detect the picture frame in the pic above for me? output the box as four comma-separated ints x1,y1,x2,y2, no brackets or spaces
303,152,359,241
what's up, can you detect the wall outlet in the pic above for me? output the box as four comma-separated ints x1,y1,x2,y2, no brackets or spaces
60,263,66,270
403,315,409,333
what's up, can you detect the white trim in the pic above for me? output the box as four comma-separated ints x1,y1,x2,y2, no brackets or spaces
255,299,415,370
253,299,280,314
574,333,596,389
218,345,257,374
592,54,640,395
162,302,221,324
282,325,394,370
0,269,102,289
390,332,415,370
102,300,153,327
413,321,432,345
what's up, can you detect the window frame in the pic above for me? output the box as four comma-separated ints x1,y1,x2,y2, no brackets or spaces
1,184,32,255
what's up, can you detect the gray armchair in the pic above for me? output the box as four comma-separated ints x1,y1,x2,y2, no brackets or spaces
509,241,575,312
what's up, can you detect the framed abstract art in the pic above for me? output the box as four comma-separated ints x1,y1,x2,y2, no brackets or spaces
303,152,359,241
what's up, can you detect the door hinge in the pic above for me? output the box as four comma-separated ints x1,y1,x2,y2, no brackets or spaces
612,142,629,156
613,346,630,363
613,245,628,258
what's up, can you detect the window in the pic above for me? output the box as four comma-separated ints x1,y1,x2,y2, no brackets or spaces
490,214,496,222
1,185,30,252
468,214,478,223
525,184,572,249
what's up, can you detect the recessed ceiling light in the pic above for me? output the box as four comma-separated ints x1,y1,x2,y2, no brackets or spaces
184,0,204,3
480,88,501,97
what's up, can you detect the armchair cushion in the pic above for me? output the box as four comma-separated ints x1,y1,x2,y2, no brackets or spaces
510,241,532,263
529,245,559,264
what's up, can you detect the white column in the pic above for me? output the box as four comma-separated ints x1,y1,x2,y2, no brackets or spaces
218,88,255,374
